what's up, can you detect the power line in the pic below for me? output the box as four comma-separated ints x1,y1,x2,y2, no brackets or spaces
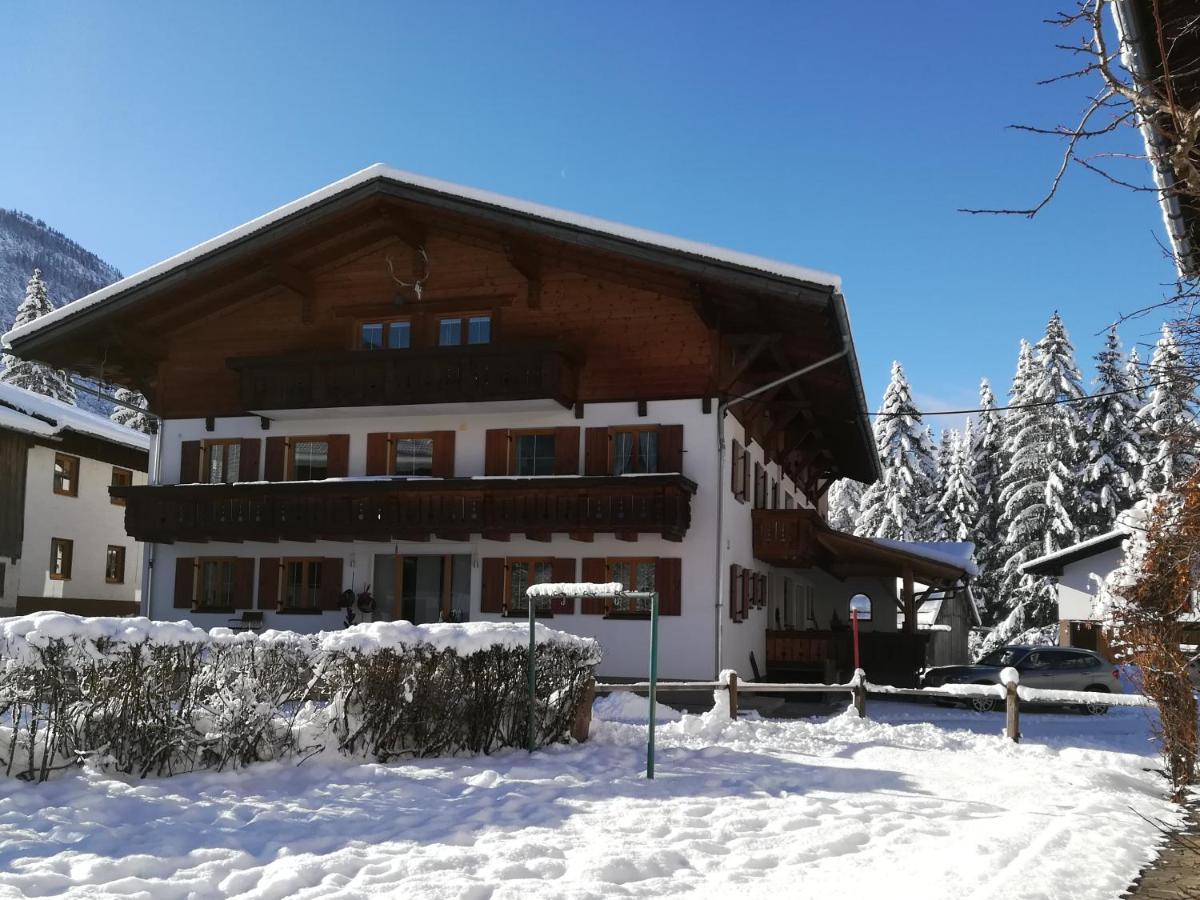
869,380,1175,418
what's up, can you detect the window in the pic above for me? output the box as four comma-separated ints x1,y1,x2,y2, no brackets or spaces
105,545,126,584
394,436,434,476
53,454,79,497
608,558,656,594
439,314,491,346
507,558,554,612
467,315,491,345
513,432,556,476
612,427,658,475
360,319,411,350
1057,652,1101,670
204,440,241,484
284,559,323,609
197,558,236,608
110,467,132,505
848,592,872,621
49,538,73,580
290,440,329,481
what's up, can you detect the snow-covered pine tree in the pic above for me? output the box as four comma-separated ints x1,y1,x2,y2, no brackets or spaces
1138,325,1200,495
1126,346,1149,407
826,478,865,533
0,269,76,404
970,379,1005,621
1079,326,1142,535
855,361,939,541
109,387,154,434
934,425,979,542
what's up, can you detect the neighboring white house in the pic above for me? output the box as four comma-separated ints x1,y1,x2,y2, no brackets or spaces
0,382,150,615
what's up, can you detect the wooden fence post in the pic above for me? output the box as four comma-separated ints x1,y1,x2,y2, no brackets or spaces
728,672,739,720
1005,679,1020,743
571,677,596,743
853,677,867,719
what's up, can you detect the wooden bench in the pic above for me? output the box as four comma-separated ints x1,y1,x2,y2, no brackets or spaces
227,610,265,632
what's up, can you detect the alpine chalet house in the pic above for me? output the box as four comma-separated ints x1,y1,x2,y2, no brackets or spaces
1,165,971,682
0,382,149,615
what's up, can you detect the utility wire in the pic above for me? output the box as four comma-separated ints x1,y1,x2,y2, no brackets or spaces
869,379,1176,418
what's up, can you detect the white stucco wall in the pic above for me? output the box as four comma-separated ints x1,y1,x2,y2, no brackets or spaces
1054,546,1125,621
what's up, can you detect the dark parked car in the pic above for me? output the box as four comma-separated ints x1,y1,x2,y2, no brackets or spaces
921,645,1123,714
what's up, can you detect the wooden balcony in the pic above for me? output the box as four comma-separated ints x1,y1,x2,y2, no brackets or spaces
227,342,578,412
766,629,929,687
752,509,825,568
112,474,696,544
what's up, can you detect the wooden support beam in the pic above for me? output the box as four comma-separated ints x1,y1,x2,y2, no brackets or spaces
435,531,470,542
481,530,511,542
503,239,542,309
569,531,594,543
902,566,916,635
719,334,778,393
615,531,638,542
525,530,552,543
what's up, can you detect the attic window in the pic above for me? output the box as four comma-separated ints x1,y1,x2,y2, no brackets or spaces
360,320,411,350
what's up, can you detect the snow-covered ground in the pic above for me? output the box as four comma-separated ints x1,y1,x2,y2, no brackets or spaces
0,697,1178,900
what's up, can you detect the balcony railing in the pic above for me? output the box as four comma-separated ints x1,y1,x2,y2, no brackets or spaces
113,474,696,544
228,342,578,411
752,509,824,567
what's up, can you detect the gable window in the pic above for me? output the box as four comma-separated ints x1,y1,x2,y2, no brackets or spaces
105,545,127,584
513,431,556,476
49,538,73,580
360,319,411,350
204,440,242,484
53,453,79,497
439,314,492,347
110,467,132,505
613,427,658,475
394,436,434,476
291,440,329,481
507,558,554,613
283,559,323,609
197,558,236,608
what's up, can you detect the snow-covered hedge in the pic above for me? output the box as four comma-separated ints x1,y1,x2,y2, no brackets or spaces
0,614,600,781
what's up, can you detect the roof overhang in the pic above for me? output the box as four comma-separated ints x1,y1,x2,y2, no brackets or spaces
1021,529,1130,577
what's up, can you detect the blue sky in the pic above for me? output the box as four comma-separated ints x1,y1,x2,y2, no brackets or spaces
0,2,1179,420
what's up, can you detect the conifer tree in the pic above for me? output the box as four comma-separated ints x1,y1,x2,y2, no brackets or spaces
970,380,1006,620
1126,346,1149,407
109,387,154,434
0,270,76,404
935,425,979,542
1079,327,1142,534
826,478,865,533
1139,325,1200,495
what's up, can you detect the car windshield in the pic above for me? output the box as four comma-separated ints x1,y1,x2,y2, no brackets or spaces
977,647,1028,667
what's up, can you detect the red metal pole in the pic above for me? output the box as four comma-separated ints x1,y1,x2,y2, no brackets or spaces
851,609,860,671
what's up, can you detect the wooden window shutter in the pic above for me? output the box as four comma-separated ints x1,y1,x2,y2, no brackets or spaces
234,558,256,609
742,448,751,503
753,462,764,509
657,425,684,474
656,557,681,616
741,569,751,619
484,430,510,476
759,573,768,609
366,433,390,476
551,557,576,614
584,427,610,476
581,558,607,614
238,439,261,481
173,557,194,608
731,441,744,501
553,426,580,475
320,557,344,610
729,564,742,621
480,557,506,613
179,441,201,484
432,431,456,478
264,437,288,482
326,435,350,478
258,557,281,610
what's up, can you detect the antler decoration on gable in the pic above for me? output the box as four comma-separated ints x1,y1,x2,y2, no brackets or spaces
386,246,430,303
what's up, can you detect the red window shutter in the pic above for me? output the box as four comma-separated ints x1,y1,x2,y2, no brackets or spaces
238,439,261,481
326,435,350,478
657,425,684,473
729,564,742,621
366,433,390,476
258,557,281,610
320,557,344,610
484,430,510,476
584,427,610,476
656,557,681,616
174,557,194,608
234,558,256,609
179,441,201,484
553,427,580,475
432,431,456,478
264,437,288,481
480,557,507,613
551,557,576,614
581,558,607,614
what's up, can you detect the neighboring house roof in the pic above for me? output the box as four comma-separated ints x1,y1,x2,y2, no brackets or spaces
1020,529,1130,577
896,587,983,632
0,382,150,452
869,539,978,578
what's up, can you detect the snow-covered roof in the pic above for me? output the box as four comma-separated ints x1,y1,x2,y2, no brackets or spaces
1020,529,1129,577
0,382,150,452
869,539,978,577
2,164,841,349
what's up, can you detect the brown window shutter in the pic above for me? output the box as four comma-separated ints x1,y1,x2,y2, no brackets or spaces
731,441,743,501
550,557,576,614
581,558,607,614
234,558,256,609
484,429,510,476
553,426,580,475
179,441,201,484
320,557,344,610
741,569,751,618
326,435,350,478
238,439,261,481
729,563,742,622
264,437,288,481
258,557,281,610
432,431,456,478
584,427,610,476
657,425,684,474
742,449,751,503
753,462,764,509
480,557,507,613
173,557,194,608
656,557,681,616
366,433,390,476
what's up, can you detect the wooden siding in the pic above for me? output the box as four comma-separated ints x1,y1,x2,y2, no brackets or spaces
0,432,29,559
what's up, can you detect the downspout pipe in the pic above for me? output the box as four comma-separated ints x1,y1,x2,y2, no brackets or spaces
712,303,854,680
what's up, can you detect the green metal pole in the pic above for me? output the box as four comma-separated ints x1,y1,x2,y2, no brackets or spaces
528,595,536,752
647,590,659,779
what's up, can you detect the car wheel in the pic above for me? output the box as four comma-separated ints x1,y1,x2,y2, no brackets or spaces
1083,685,1110,716
968,683,997,713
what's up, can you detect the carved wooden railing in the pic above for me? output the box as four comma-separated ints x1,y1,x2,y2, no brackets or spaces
112,474,696,544
228,342,578,411
751,509,824,567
